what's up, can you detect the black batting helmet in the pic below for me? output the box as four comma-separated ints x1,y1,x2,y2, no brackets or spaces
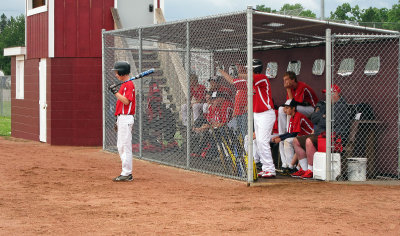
252,59,263,74
111,61,130,76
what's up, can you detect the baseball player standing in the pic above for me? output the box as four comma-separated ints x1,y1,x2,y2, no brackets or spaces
252,59,276,178
109,61,135,182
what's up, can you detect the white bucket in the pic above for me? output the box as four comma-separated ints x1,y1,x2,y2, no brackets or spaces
347,158,367,181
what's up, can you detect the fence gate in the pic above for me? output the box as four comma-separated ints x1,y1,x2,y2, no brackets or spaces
330,34,400,181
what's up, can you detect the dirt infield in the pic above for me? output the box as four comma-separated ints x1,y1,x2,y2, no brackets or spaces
1,137,399,235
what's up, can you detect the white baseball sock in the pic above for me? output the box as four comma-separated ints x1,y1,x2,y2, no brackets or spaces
299,159,308,170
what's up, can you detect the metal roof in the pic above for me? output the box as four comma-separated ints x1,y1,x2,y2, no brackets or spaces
253,11,399,49
104,9,399,51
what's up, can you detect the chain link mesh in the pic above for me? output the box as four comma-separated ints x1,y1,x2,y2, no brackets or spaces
103,12,400,182
331,35,400,181
103,12,250,180
0,76,11,117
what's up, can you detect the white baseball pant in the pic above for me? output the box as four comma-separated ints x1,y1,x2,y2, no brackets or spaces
281,137,295,168
244,134,260,164
278,105,314,168
254,109,276,173
181,103,204,126
117,115,134,176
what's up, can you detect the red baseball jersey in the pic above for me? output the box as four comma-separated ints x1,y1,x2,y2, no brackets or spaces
273,109,279,134
207,100,233,125
190,84,206,103
288,112,314,136
233,78,247,116
287,81,318,107
253,74,274,113
115,81,136,116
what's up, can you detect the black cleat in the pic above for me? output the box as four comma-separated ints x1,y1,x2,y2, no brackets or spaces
113,174,133,182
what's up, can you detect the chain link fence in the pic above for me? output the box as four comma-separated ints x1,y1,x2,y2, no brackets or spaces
330,34,400,181
103,12,251,180
0,76,11,117
103,9,400,182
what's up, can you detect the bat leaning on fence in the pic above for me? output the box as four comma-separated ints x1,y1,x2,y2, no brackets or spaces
237,133,258,181
110,68,155,89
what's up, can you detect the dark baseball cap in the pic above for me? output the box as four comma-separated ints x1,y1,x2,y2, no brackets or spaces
209,76,222,82
283,99,297,107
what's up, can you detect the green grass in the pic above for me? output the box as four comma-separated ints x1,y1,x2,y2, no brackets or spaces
0,101,11,117
0,116,11,136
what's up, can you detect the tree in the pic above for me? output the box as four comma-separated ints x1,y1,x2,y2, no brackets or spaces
361,7,389,23
0,14,7,33
0,14,25,75
329,3,362,22
386,1,400,30
255,5,276,13
256,3,316,18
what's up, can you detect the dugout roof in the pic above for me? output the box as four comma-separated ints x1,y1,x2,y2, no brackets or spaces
107,10,399,51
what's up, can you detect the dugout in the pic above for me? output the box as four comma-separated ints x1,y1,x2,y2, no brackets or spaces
103,7,400,183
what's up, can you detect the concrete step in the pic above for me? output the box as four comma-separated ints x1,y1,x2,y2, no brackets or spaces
131,51,158,60
134,60,161,68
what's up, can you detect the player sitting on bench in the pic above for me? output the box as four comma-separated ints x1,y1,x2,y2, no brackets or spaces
271,99,313,175
191,91,233,158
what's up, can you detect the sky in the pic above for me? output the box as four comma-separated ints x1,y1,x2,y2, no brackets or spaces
0,0,398,20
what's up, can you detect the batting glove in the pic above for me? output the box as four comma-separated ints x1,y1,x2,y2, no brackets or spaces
109,84,118,94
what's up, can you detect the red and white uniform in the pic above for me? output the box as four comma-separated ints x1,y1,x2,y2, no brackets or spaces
279,112,314,169
286,81,318,107
253,73,276,174
206,99,233,126
279,81,318,168
181,84,206,126
253,74,274,113
115,81,136,116
190,84,206,103
115,81,135,177
233,78,247,116
288,112,314,136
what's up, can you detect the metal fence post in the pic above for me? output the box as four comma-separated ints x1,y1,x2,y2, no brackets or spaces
325,29,332,181
186,21,191,169
247,6,254,183
139,28,143,158
101,29,106,150
398,35,400,179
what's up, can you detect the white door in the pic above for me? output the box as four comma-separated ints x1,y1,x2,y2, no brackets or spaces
39,58,47,142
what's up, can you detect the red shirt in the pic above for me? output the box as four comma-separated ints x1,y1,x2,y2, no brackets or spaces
206,100,233,125
190,84,206,103
287,81,318,107
273,109,279,134
288,112,313,136
115,81,136,116
233,78,247,116
253,74,274,113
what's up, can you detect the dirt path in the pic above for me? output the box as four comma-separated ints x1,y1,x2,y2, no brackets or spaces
0,137,399,235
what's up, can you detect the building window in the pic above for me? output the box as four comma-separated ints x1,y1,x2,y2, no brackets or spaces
265,62,278,78
16,56,24,100
337,58,355,76
27,0,47,16
312,59,325,76
287,60,301,75
33,0,46,8
364,56,380,76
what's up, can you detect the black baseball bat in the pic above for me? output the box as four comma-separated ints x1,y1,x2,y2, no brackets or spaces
111,68,155,88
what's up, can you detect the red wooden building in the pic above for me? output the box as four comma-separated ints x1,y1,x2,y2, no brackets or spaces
4,0,115,145
5,0,163,145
